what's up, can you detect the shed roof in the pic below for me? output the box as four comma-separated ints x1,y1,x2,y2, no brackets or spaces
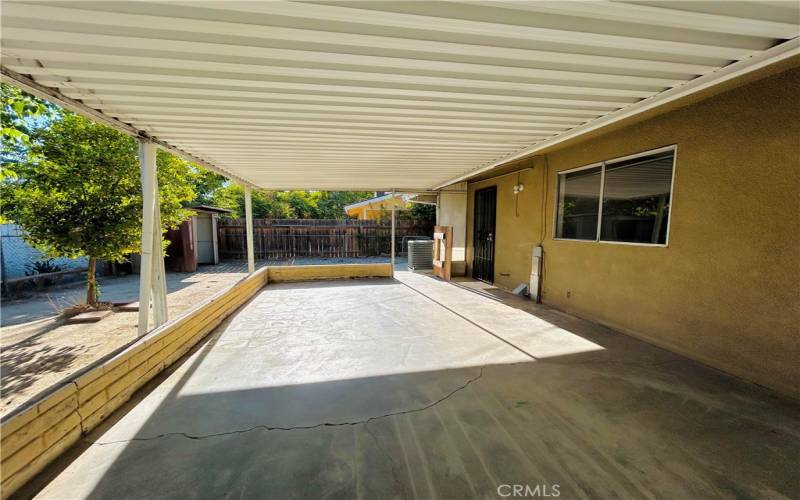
190,205,234,214
2,1,798,191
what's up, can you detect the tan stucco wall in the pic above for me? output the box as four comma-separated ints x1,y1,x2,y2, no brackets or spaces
466,160,545,291
465,65,800,397
438,183,468,275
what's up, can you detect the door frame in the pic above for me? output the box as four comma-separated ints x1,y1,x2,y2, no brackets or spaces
472,185,497,283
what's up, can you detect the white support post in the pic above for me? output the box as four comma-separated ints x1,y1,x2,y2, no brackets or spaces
137,141,156,336
151,192,168,326
391,189,396,277
137,141,168,336
244,185,255,274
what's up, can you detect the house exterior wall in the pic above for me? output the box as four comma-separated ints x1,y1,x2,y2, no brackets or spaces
465,65,800,397
466,161,545,291
437,183,468,275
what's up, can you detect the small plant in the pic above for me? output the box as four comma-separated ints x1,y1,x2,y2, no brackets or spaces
24,258,62,276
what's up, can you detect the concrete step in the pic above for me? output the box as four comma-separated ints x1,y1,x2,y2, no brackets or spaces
66,309,113,323
114,302,139,312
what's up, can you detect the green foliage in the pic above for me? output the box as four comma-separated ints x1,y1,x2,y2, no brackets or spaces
2,113,195,263
188,168,227,205
282,190,321,218
210,185,293,218
211,186,373,219
408,202,436,224
315,191,375,218
372,200,435,225
25,258,62,276
1,82,54,180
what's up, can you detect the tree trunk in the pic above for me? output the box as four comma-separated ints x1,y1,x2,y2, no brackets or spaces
86,256,97,307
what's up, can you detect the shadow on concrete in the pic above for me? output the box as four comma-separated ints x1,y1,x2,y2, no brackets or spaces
80,360,800,499
24,277,800,499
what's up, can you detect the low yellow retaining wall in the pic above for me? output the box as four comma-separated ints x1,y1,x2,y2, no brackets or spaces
0,267,269,498
267,263,393,282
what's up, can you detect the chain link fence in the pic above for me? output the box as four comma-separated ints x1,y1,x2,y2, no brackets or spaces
0,224,88,286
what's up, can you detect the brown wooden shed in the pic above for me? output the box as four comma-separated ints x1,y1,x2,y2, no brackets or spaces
165,206,233,272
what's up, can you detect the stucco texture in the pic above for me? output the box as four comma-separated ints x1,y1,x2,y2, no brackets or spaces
466,160,544,291
465,65,800,398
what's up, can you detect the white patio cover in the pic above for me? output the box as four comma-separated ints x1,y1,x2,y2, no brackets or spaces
2,1,798,190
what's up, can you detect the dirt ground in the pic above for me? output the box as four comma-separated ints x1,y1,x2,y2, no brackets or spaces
0,263,250,414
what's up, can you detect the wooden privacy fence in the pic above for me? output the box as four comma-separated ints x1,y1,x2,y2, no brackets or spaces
218,219,433,260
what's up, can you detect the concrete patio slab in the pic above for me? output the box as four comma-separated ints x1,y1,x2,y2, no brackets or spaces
29,272,800,499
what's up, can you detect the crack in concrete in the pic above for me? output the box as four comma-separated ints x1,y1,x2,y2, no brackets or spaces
86,366,485,447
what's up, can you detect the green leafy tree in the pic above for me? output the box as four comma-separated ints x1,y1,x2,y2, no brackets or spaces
1,82,54,182
408,202,436,224
210,186,373,219
212,185,292,218
280,191,322,218
258,191,294,218
189,168,227,205
207,183,242,215
3,113,195,306
315,191,374,219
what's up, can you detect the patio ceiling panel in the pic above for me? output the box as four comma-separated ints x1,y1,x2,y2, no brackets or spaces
1,1,798,190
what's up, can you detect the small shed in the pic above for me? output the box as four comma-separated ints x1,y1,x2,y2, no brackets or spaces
165,206,232,272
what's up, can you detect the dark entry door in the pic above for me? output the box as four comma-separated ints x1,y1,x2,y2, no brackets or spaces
473,186,497,283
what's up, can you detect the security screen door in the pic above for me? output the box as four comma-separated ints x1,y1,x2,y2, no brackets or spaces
472,186,497,283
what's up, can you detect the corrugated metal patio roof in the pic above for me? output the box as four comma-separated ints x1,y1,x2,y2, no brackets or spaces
1,1,798,190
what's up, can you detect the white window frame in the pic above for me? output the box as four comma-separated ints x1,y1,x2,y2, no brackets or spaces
552,145,678,247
